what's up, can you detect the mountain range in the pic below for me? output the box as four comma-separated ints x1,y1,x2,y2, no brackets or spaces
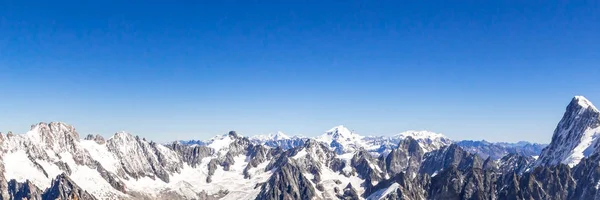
1,96,599,199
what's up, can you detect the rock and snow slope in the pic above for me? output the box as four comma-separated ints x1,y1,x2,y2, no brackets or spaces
536,96,600,167
315,125,377,154
0,123,277,199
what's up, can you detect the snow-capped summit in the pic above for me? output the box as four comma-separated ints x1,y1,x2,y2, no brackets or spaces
205,132,237,154
536,96,600,167
574,95,598,112
316,125,368,154
395,130,451,153
27,122,79,143
324,125,359,139
270,131,290,140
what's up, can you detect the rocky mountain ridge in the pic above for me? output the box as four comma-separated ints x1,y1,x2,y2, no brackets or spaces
1,96,599,200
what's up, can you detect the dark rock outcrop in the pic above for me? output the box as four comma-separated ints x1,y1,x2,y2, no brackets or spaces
168,142,212,167
42,173,97,200
255,159,316,200
384,137,424,177
420,144,483,176
84,134,106,145
6,179,43,200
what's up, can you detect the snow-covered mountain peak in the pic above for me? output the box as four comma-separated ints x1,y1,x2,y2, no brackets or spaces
271,131,290,140
326,125,353,136
536,96,600,167
22,122,82,152
28,122,78,138
321,125,362,141
205,131,248,155
315,125,368,154
574,96,598,112
109,131,135,141
29,121,73,131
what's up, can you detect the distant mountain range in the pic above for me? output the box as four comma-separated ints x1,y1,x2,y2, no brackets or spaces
3,96,600,200
179,126,546,160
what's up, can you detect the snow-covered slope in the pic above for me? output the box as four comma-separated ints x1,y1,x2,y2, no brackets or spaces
0,123,276,200
536,96,600,167
315,125,374,154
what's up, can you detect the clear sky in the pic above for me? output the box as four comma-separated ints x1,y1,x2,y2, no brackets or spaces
1,1,599,143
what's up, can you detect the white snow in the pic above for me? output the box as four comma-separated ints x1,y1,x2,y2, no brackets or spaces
293,149,308,159
3,150,53,189
316,125,369,154
70,165,125,199
207,135,234,155
338,153,355,175
367,183,400,200
317,165,365,199
563,127,600,167
575,96,599,112
122,155,273,199
80,140,120,172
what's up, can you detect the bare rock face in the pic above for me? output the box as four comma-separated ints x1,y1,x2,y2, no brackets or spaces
105,132,183,183
244,144,269,178
168,142,212,167
0,156,9,200
255,159,317,200
339,183,360,200
84,134,106,144
42,173,97,200
419,144,483,176
385,136,424,177
351,149,384,188
92,160,127,194
498,153,535,175
6,179,43,200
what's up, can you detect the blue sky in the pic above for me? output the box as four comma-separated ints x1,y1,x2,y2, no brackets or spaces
1,1,599,143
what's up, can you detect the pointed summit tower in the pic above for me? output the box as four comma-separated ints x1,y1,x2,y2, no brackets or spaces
536,96,600,167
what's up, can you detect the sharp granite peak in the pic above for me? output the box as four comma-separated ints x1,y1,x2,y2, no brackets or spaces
536,95,600,167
